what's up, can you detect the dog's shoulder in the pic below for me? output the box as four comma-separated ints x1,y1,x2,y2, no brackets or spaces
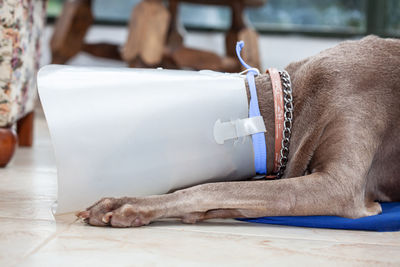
284,35,399,130
333,35,400,63
288,36,398,72
286,35,400,95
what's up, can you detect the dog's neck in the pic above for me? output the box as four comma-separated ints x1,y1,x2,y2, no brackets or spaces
245,74,276,175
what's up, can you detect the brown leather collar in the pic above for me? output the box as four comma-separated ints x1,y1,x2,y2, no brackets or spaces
266,68,285,179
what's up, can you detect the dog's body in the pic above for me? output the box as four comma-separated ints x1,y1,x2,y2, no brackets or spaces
79,35,400,227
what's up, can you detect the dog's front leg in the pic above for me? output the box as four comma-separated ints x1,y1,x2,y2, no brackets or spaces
78,171,381,227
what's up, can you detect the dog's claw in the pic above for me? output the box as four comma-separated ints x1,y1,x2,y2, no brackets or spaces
76,210,90,219
102,212,113,224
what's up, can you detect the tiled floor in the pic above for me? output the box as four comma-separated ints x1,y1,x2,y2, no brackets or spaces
1,28,399,266
0,103,399,267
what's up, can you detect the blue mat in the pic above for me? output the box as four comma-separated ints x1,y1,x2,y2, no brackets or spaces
238,202,400,232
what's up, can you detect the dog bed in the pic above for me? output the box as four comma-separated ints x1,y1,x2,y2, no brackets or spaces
239,202,400,232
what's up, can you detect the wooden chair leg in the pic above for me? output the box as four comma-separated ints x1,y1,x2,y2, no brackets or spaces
171,47,223,70
225,1,246,59
225,1,260,71
50,0,93,64
82,43,122,60
237,27,261,70
0,127,17,167
122,0,170,67
17,111,34,147
166,0,184,49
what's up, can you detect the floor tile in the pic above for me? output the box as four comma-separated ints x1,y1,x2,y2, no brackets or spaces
0,218,69,267
149,219,400,247
6,117,56,173
18,220,400,267
0,169,56,202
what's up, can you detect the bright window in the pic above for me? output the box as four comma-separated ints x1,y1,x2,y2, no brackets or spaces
47,0,399,37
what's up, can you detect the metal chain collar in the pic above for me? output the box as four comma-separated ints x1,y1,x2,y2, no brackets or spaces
276,70,293,179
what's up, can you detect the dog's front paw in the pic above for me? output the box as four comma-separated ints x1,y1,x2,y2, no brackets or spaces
77,197,154,228
102,203,155,227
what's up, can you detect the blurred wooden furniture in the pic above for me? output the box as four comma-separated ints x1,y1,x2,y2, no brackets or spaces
0,0,46,167
51,0,265,72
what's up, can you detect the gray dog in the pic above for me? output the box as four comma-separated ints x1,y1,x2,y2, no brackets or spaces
78,35,400,228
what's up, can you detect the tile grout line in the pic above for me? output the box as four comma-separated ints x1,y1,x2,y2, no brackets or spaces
3,214,397,248
1,167,57,174
147,224,400,247
7,211,397,248
0,215,57,224
12,218,79,267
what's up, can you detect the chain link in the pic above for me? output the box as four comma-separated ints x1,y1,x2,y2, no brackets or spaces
276,70,293,179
